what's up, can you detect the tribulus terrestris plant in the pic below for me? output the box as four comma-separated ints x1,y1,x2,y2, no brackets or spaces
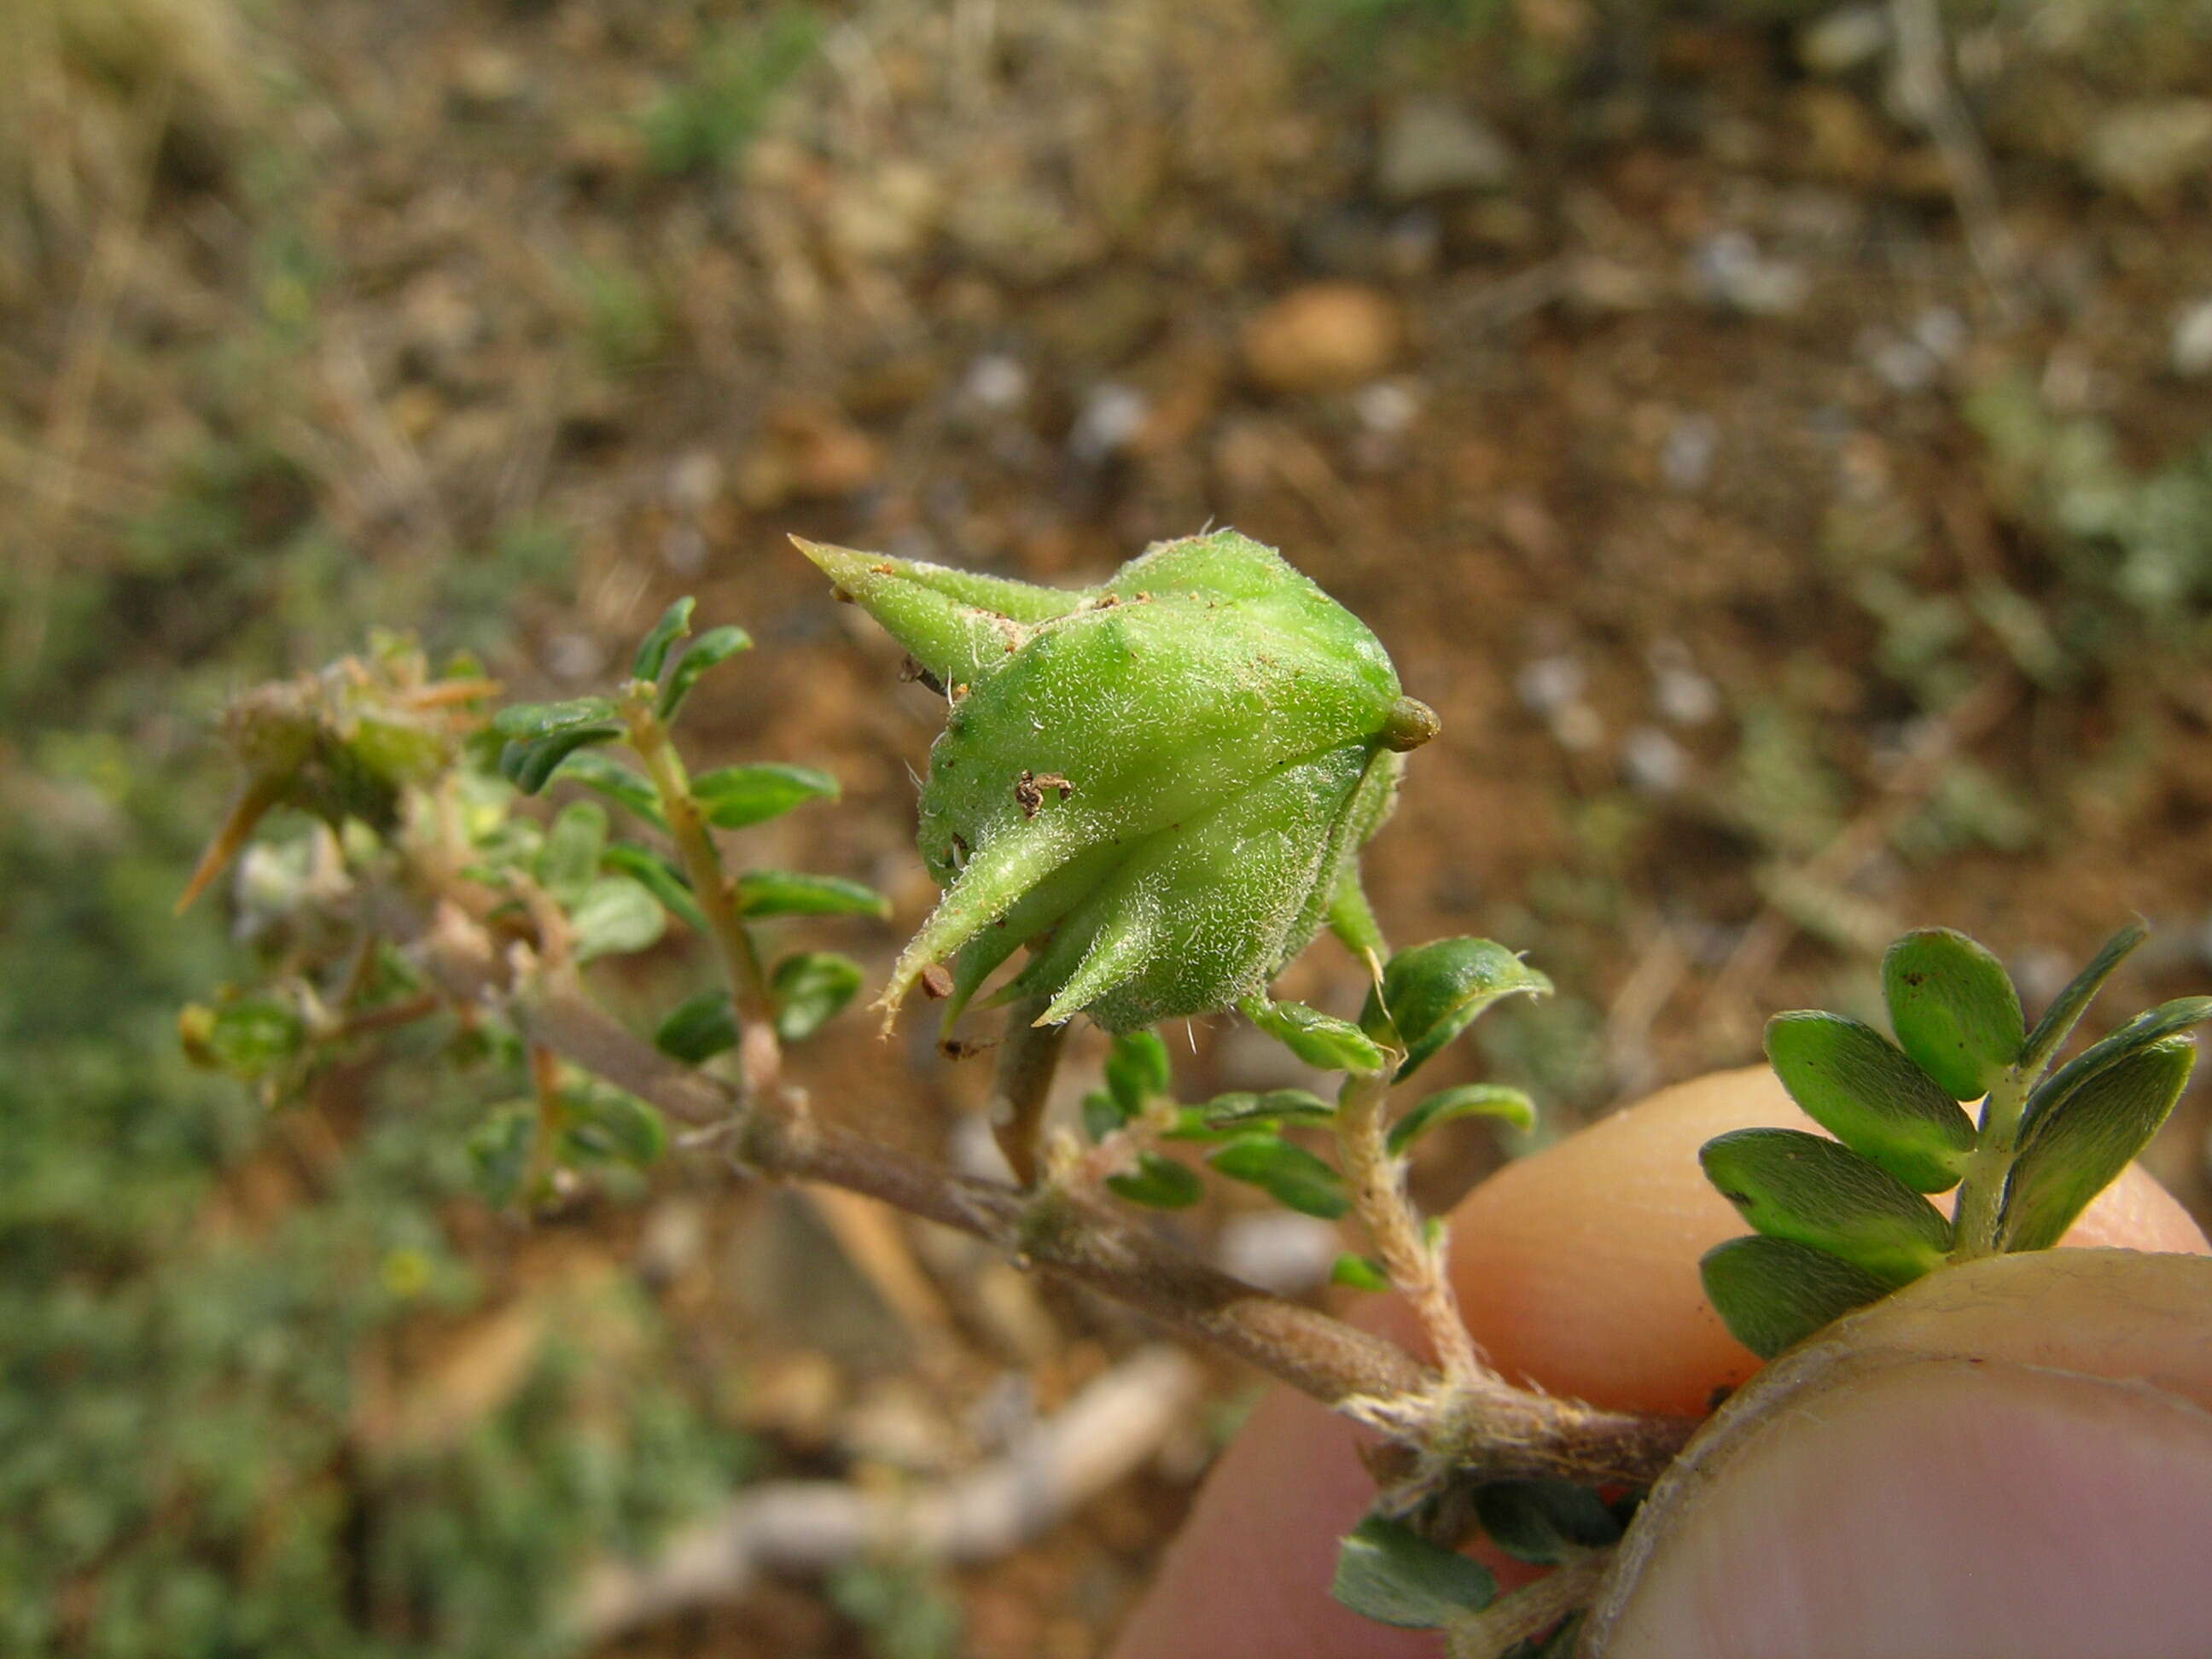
178,529,2208,1655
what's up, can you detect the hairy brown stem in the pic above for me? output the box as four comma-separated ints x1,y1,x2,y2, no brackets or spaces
1443,1551,1612,1659
503,978,1693,1481
1337,1069,1481,1384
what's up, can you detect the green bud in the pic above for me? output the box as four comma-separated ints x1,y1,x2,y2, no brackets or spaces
797,530,1435,1032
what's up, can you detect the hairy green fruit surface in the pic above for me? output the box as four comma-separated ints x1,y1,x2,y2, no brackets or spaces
797,530,1435,1032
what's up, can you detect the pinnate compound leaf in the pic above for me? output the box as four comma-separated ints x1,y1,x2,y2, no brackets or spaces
655,990,738,1064
2017,921,2145,1078
1330,1515,1495,1629
467,1103,537,1208
1699,1234,1891,1359
1471,1481,1623,1566
1699,1127,1950,1289
1387,1083,1534,1155
1330,1253,1390,1291
1104,1152,1203,1209
2022,996,2212,1135
553,749,666,828
691,762,839,829
1105,1029,1173,1115
1882,928,2024,1100
733,870,890,919
601,843,705,931
771,952,864,1041
656,625,752,719
1764,1012,1976,1192
569,875,667,961
632,596,696,682
1208,1134,1350,1219
1244,998,1386,1074
1999,1036,2197,1253
1359,938,1551,1080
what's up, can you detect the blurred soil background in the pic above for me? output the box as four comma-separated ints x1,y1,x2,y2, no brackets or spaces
5,0,2212,1653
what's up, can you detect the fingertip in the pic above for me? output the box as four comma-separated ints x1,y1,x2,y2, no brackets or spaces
1446,1066,1790,1414
1444,1065,2208,1415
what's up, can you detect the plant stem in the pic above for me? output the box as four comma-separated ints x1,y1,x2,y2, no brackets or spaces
624,691,780,1093
1337,1068,1482,1382
989,994,1068,1185
1948,1067,2028,1261
410,899,1694,1486
1443,1552,1612,1659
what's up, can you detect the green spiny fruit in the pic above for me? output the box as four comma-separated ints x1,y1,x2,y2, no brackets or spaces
796,529,1435,1033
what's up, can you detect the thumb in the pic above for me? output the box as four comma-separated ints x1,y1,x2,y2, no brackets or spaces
1109,1065,2208,1658
1584,1249,2212,1657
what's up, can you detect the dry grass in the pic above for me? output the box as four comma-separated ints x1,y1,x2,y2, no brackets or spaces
0,0,254,300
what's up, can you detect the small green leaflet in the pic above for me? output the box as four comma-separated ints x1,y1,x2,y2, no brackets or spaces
536,800,608,903
553,749,666,829
499,723,623,795
691,763,839,829
1083,1089,1133,1142
1104,1029,1172,1115
1207,1135,1349,1220
1241,998,1385,1074
1199,1089,1336,1132
601,843,705,931
1699,1127,1950,1289
1104,1152,1203,1209
1359,937,1551,1080
1763,1011,1975,1192
1882,928,2024,1102
1386,1083,1534,1155
2017,921,2145,1078
1330,1515,1494,1629
1330,1253,1390,1291
657,625,752,719
492,697,620,740
558,1086,667,1168
2022,996,2212,1136
632,596,696,682
467,1103,537,1208
1470,1481,1622,1566
1699,1234,1890,1359
180,996,306,1077
771,952,864,1041
2000,1037,2197,1253
569,874,667,961
733,870,889,919
655,990,738,1064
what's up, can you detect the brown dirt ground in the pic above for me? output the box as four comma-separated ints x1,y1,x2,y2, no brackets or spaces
10,0,2212,1653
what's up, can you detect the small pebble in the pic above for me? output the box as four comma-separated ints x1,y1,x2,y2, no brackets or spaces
1068,383,1148,463
1649,640,1721,726
963,352,1030,412
2170,298,2212,378
1690,231,1809,317
1661,414,1718,491
1516,655,1586,715
1622,725,1690,795
1216,1213,1341,1296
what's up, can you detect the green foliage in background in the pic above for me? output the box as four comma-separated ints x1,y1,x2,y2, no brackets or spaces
0,457,739,1656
